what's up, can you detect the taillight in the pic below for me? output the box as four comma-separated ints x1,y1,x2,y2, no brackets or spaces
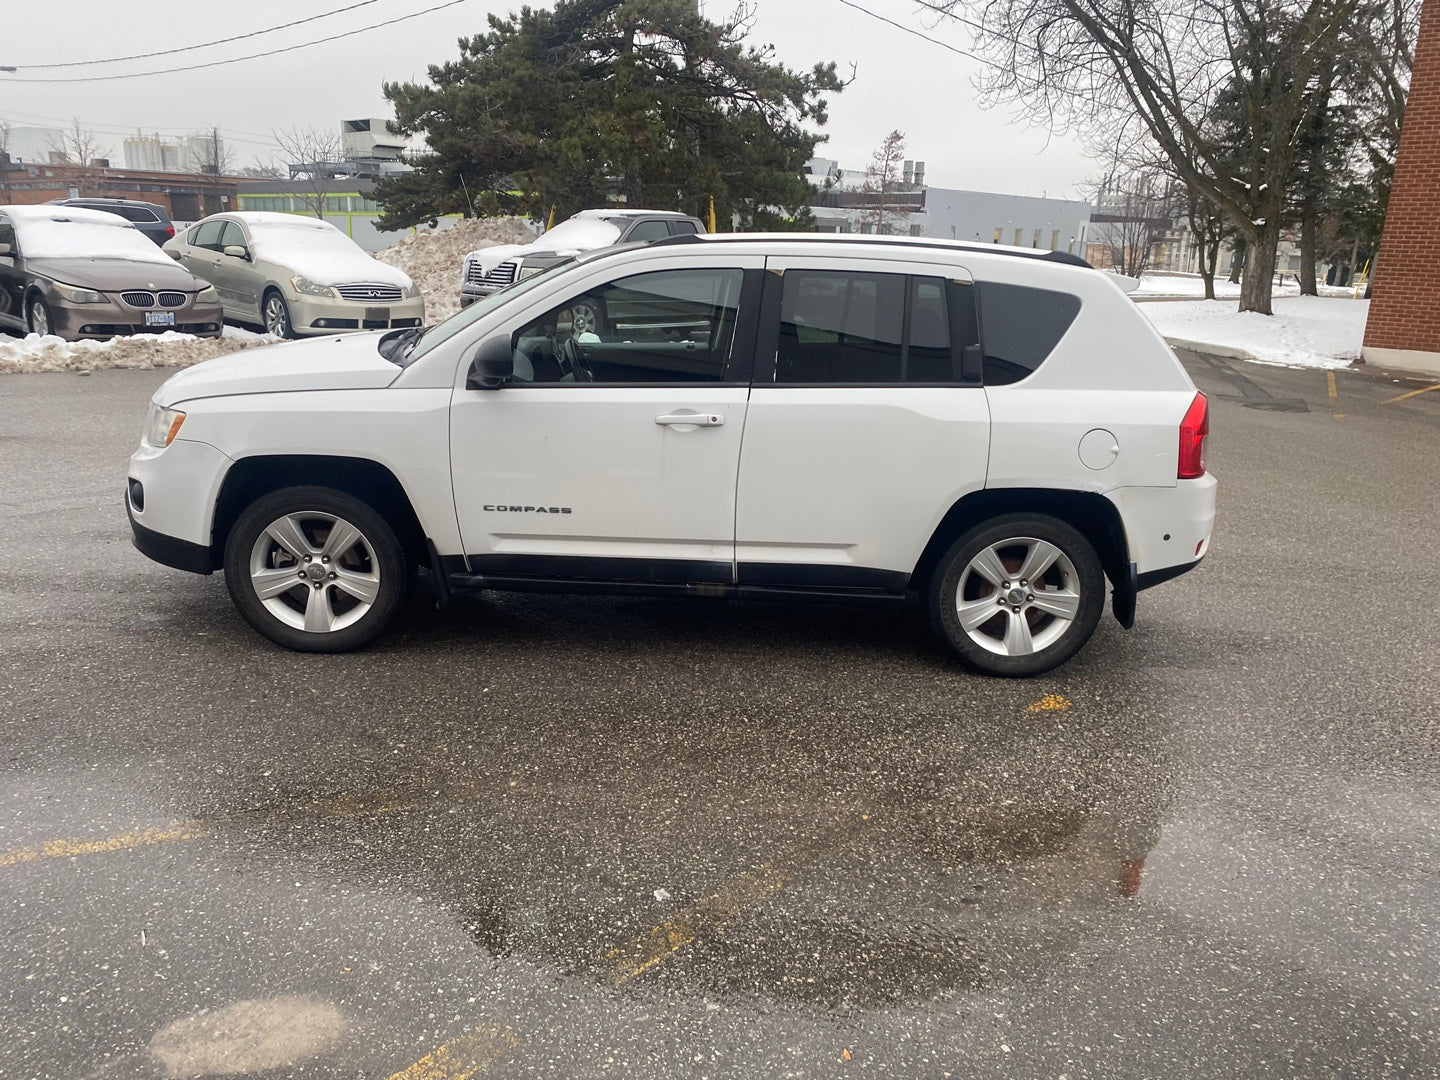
1178,392,1208,479
164,225,176,238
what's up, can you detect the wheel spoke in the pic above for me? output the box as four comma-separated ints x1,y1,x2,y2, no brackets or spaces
1002,609,1036,655
252,566,302,601
332,568,379,605
1016,540,1061,585
968,545,1010,588
321,518,362,561
303,585,337,633
957,595,1003,633
1030,588,1081,622
265,515,313,561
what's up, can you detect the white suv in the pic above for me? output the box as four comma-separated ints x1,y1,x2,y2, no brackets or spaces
127,234,1215,676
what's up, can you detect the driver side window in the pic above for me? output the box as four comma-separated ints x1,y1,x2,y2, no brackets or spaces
510,268,745,385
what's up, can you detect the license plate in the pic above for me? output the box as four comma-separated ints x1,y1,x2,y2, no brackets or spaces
364,307,389,323
144,311,175,327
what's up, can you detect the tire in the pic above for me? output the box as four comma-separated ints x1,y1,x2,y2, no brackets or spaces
262,289,295,338
928,513,1104,677
223,486,407,652
26,295,54,337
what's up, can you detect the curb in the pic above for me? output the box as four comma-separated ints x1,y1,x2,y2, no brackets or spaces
1163,337,1263,363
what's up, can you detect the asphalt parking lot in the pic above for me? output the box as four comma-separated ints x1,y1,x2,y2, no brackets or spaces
1,353,1438,1078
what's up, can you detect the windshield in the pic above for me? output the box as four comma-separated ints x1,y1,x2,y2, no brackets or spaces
400,259,577,365
15,217,171,263
249,221,365,261
533,217,623,251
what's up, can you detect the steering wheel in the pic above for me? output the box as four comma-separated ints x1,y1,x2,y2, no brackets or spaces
556,334,593,382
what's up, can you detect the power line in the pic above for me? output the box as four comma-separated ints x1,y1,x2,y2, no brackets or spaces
833,0,988,65
0,0,469,83
3,0,386,70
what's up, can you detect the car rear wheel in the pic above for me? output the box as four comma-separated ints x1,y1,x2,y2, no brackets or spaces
224,487,407,652
929,514,1104,677
26,295,54,337
262,290,295,338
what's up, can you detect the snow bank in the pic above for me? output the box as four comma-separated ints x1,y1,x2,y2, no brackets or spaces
0,326,276,375
377,216,535,321
1141,295,1368,369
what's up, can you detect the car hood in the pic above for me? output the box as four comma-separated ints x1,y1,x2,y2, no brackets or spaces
155,333,400,407
28,256,201,291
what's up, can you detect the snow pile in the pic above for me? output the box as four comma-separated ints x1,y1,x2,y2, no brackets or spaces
377,216,536,321
0,326,274,375
1141,295,1368,369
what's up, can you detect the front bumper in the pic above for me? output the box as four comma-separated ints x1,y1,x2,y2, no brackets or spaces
288,292,425,335
126,436,232,573
128,500,214,574
48,295,224,342
458,284,502,309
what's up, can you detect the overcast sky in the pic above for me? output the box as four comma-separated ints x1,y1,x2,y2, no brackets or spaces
0,0,1095,199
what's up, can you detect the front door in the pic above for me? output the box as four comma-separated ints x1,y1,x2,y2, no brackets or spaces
450,260,763,583
734,255,992,593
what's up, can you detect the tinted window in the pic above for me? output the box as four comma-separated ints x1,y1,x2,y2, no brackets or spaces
977,282,1081,385
776,270,967,384
191,221,225,251
113,205,159,223
624,220,671,244
511,268,744,384
0,218,14,250
671,220,700,235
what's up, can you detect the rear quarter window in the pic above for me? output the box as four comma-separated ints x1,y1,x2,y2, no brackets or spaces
977,282,1082,385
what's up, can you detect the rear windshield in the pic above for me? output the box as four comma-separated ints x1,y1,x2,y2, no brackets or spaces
976,282,1081,385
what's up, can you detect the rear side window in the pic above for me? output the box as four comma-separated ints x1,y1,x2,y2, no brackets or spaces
976,282,1081,385
114,206,160,223
774,270,976,384
624,220,671,244
671,220,700,235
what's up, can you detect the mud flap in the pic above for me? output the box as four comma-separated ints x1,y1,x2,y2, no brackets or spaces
1111,561,1137,629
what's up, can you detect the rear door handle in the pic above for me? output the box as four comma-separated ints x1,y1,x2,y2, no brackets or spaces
655,412,724,427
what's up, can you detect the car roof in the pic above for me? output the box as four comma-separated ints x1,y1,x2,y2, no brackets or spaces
0,204,139,228
54,197,167,212
200,211,339,232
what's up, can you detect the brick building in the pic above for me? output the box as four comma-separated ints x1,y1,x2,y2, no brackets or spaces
0,157,239,224
1363,0,1440,376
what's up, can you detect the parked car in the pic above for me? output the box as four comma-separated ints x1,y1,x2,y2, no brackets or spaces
460,209,706,310
127,232,1214,676
50,197,177,247
163,212,423,338
0,204,222,341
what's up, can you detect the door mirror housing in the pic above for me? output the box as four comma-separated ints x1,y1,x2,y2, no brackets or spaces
223,245,250,260
0,242,11,256
466,335,514,390
166,249,182,261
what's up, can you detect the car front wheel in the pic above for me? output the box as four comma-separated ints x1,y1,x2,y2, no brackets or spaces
929,514,1104,677
27,295,54,337
262,290,295,338
223,487,407,652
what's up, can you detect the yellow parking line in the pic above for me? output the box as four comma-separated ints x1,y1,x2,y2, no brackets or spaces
0,822,208,868
385,1025,521,1080
1026,694,1071,713
1327,371,1338,401
605,862,791,985
1382,382,1440,405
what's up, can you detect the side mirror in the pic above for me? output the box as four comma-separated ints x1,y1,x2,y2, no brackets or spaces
166,249,182,261
466,334,514,390
223,245,249,260
0,242,11,257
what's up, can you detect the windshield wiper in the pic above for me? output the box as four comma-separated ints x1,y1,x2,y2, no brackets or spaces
379,325,425,365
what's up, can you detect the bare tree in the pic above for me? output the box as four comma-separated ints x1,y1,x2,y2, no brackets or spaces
270,127,343,219
47,117,113,195
859,130,908,235
921,0,1363,314
1089,164,1179,277
191,126,234,177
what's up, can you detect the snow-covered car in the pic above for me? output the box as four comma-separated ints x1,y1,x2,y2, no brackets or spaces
163,213,423,338
459,209,705,311
0,205,222,341
127,232,1214,676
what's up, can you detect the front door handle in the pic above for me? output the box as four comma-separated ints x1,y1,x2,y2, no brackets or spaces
655,411,724,427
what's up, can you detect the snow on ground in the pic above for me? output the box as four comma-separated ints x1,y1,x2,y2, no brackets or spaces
1139,294,1368,369
376,216,536,322
0,325,277,375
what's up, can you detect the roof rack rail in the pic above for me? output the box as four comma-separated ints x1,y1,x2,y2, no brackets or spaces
647,231,1093,268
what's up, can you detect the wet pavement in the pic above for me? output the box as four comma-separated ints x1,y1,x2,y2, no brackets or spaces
1,354,1437,1078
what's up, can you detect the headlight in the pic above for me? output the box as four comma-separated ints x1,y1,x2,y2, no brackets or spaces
143,403,186,447
517,264,543,280
51,281,107,304
403,282,422,299
290,276,334,297
196,285,220,303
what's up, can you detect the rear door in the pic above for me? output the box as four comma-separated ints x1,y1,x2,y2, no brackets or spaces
734,255,991,593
